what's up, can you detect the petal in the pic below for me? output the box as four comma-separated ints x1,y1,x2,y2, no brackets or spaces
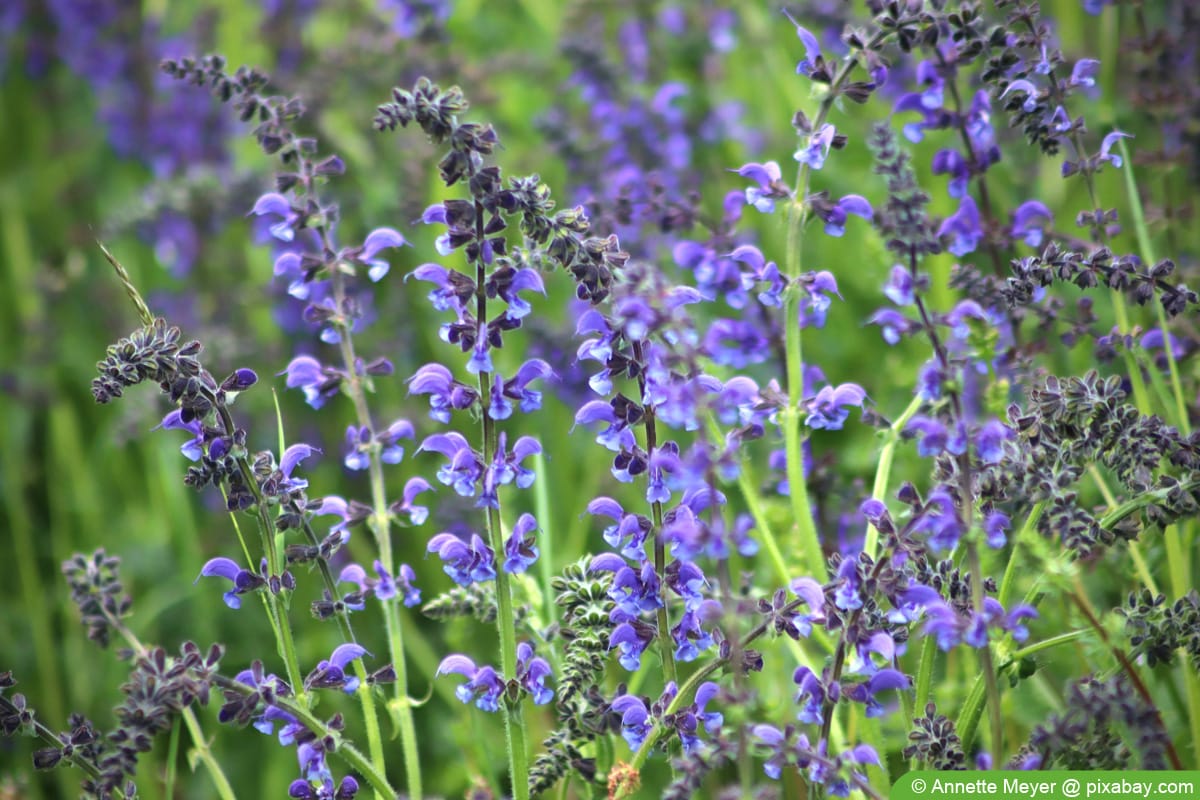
280,443,320,477
360,227,406,259
328,643,368,670
435,654,477,677
198,557,241,582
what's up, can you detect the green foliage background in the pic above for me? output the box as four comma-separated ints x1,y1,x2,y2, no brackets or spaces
1,1,1195,798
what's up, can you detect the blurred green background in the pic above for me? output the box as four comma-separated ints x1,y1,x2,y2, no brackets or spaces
2,1,1195,798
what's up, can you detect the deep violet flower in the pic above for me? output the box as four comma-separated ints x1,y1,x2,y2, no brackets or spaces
339,560,421,608
515,641,554,705
340,227,407,282
611,693,654,750
734,160,788,213
783,10,822,77
816,194,873,237
280,355,341,409
1097,130,1133,168
304,644,368,694
389,477,434,526
196,557,267,609
1011,200,1054,247
251,192,302,242
407,363,479,422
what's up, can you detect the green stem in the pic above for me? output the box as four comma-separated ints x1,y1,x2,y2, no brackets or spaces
473,199,529,800
180,708,238,800
533,450,557,629
863,394,924,559
997,502,1045,608
1117,139,1189,434
324,230,420,800
777,33,889,584
909,636,938,770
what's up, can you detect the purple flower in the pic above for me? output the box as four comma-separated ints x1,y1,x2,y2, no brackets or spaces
407,363,479,423
911,486,964,551
418,432,482,497
817,194,873,237
304,644,368,694
503,513,540,574
792,666,827,724
611,693,653,750
804,383,867,430
280,355,341,409
588,497,652,562
1011,200,1053,247
734,160,788,213
407,263,473,313
869,309,915,345
492,267,546,321
932,149,970,198
343,426,371,471
975,419,1012,464
884,265,915,306
339,560,421,608
1001,79,1041,114
426,532,495,585
436,655,505,712
479,434,541,508
795,123,836,170
388,477,433,526
196,557,266,609
906,415,961,458
342,227,407,282
672,599,721,661
609,621,655,671
783,10,823,77
1069,59,1100,88
156,408,204,461
938,195,982,257
287,776,359,800
377,419,415,464
251,192,302,242
1097,130,1132,169
515,642,554,705
672,681,724,754
983,511,1009,549
843,669,910,718
489,359,553,419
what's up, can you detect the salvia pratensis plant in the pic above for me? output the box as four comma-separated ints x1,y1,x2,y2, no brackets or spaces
4,1,1199,798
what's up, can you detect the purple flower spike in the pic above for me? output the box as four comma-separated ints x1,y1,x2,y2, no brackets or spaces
804,383,867,430
938,195,982,257
819,194,873,237
1098,131,1133,168
197,557,265,609
503,513,540,574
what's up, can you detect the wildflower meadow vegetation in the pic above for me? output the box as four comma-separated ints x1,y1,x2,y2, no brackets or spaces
3,1,1200,798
